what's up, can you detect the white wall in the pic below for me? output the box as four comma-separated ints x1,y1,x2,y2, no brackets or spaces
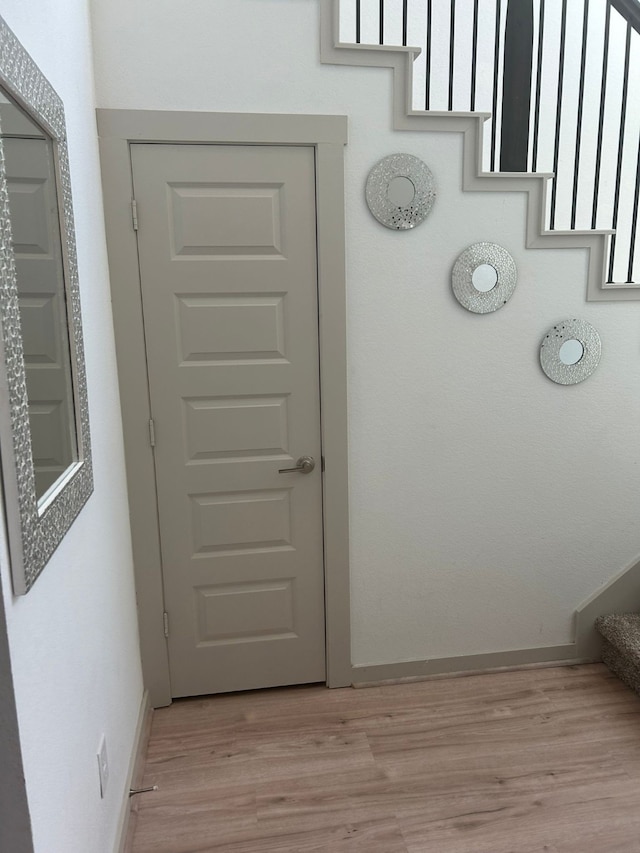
90,0,640,667
0,597,32,853
0,2,143,852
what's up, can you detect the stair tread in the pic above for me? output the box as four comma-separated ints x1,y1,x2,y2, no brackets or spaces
595,613,640,657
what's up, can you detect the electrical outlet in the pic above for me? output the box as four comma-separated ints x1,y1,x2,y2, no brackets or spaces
97,735,109,798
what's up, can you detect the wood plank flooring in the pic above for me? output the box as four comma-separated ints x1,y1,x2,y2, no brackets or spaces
131,664,640,852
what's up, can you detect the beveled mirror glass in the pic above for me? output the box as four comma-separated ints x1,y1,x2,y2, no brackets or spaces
471,263,498,292
0,16,93,594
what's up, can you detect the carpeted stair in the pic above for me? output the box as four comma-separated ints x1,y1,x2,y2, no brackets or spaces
595,613,640,696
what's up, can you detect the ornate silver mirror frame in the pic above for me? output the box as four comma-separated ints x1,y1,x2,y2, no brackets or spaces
451,242,517,314
539,319,602,385
0,16,92,594
365,153,436,230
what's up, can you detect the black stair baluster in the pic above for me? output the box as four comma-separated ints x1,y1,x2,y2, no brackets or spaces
592,2,612,231
379,0,384,44
425,0,432,109
627,129,640,283
449,0,456,110
549,0,568,228
532,0,546,172
403,0,408,46
608,20,632,283
491,0,502,171
570,0,590,229
471,0,479,110
356,0,361,43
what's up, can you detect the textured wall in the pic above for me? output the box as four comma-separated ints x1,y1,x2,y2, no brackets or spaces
90,0,640,666
0,2,143,851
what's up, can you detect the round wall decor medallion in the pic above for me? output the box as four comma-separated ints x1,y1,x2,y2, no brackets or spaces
539,319,601,385
451,242,517,314
365,153,436,230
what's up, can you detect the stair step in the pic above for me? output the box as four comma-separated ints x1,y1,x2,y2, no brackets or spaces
595,614,640,696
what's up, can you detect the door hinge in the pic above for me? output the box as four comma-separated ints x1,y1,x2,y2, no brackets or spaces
131,199,139,231
163,611,169,638
321,455,325,472
148,418,156,447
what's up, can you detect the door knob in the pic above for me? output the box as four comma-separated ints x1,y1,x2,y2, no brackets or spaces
278,455,315,474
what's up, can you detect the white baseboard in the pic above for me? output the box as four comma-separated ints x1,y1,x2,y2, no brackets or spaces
350,644,586,686
114,690,152,853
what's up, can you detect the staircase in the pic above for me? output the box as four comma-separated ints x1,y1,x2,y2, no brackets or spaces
321,0,640,300
596,614,640,696
319,0,640,679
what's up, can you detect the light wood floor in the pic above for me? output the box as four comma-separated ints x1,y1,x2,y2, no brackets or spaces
131,664,640,852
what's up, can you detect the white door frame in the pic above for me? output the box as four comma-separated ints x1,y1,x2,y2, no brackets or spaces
97,111,351,707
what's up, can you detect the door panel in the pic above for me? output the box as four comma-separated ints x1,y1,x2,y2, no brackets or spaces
131,144,325,697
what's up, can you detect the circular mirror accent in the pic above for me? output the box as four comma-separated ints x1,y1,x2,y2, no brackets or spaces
471,263,498,292
540,319,601,385
451,243,517,313
365,153,436,230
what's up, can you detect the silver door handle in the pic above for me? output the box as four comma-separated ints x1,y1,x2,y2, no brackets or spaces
278,455,315,474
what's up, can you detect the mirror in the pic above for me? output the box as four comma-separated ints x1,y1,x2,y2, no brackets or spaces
1,94,78,503
558,338,584,365
0,15,93,594
471,263,498,292
387,175,415,207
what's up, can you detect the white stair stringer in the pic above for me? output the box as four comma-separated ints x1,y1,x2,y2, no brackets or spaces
319,0,617,302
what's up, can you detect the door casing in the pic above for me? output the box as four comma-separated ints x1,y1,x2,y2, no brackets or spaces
97,110,350,707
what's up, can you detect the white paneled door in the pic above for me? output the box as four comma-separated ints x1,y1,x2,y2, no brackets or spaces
131,144,326,697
